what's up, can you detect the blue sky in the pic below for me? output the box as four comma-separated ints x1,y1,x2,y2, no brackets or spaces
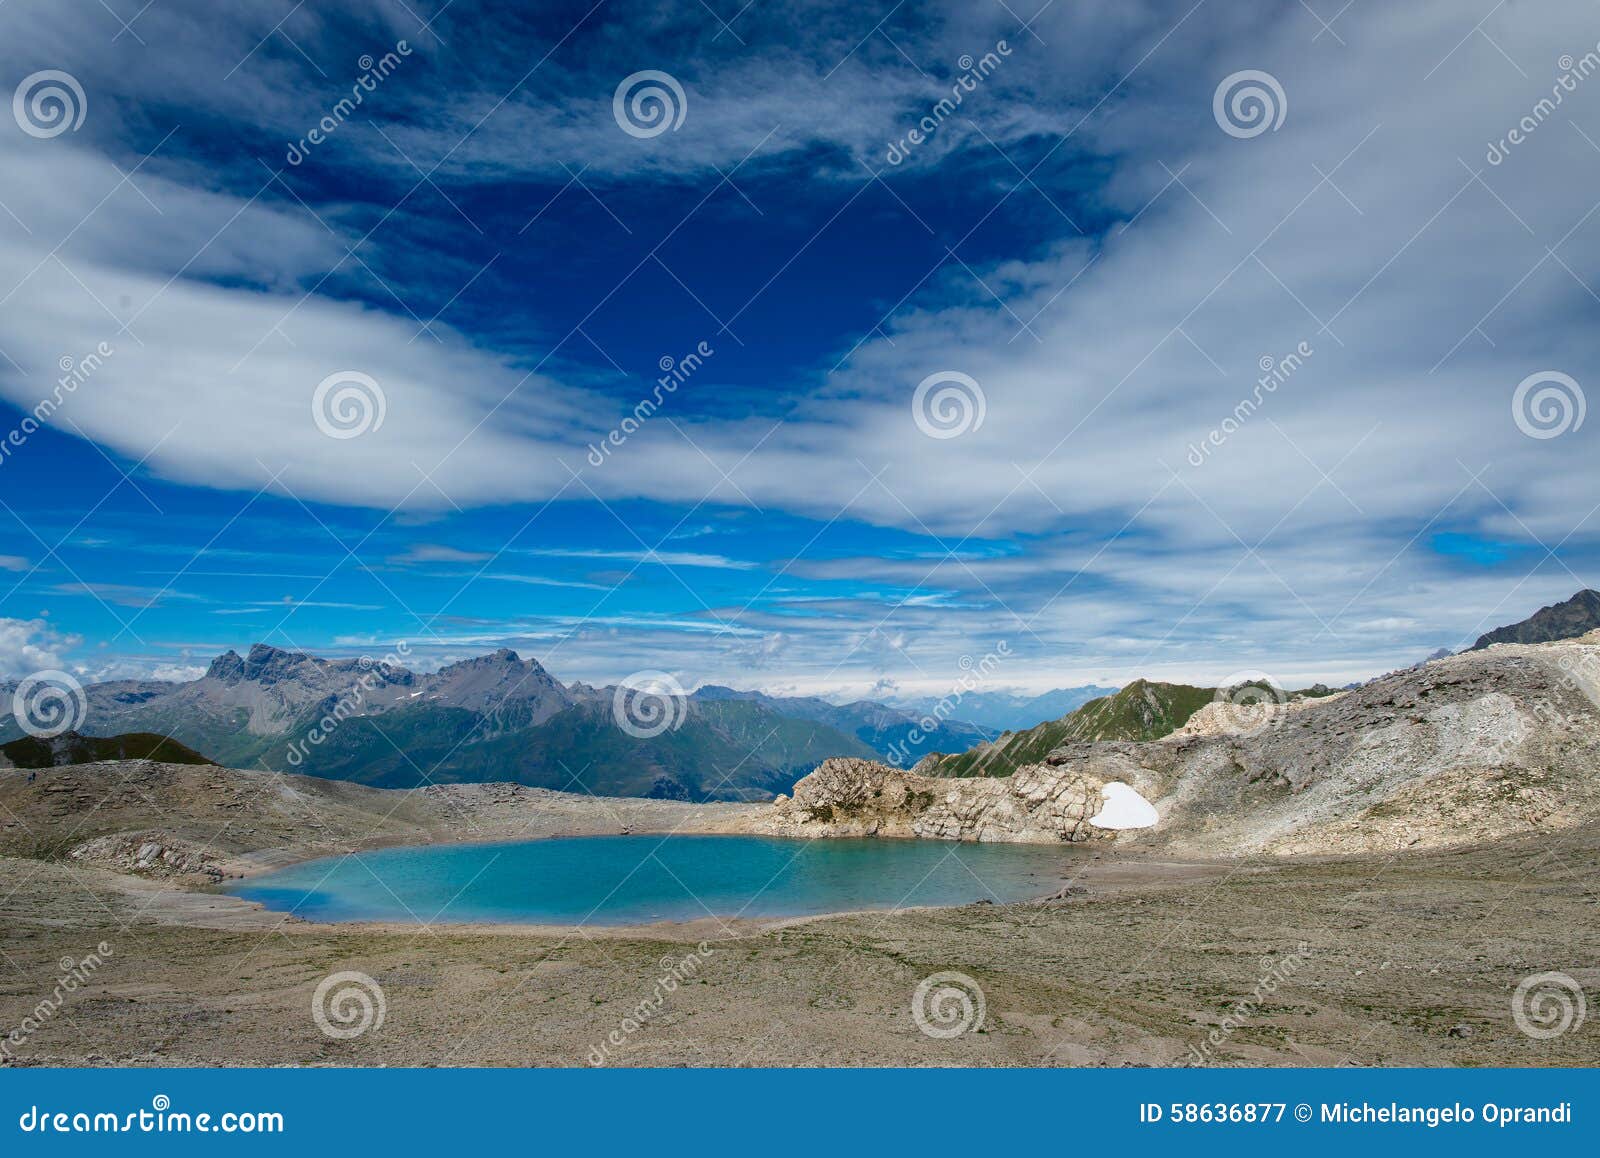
1,0,1597,697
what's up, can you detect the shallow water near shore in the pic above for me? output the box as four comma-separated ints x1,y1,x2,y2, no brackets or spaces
226,834,1087,925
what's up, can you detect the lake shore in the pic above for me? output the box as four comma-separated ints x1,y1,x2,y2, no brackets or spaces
3,762,1598,1067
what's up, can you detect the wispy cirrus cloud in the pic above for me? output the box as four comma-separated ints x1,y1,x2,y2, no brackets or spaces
2,0,1597,690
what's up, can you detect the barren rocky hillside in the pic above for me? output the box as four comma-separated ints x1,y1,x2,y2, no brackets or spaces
0,761,756,883
750,634,1600,856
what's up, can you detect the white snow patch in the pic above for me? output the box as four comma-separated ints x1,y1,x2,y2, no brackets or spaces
1089,782,1158,830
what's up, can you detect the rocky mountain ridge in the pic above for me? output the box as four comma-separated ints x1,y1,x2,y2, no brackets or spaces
1470,588,1600,649
2,643,987,801
746,633,1600,855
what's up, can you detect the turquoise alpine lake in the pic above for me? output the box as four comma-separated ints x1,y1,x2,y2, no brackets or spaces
226,834,1085,925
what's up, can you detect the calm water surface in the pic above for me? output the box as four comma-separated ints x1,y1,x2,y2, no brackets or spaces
227,834,1084,925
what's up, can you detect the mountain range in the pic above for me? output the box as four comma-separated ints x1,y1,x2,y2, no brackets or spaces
0,644,986,801
917,679,1225,778
890,684,1119,735
1469,588,1600,650
919,589,1600,777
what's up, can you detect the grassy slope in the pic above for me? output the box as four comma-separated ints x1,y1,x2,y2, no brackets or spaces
251,698,874,800
922,680,1215,778
0,732,215,768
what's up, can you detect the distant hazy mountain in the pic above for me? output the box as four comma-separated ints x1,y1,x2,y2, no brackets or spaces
896,685,1118,735
1470,589,1600,650
692,685,987,766
0,644,987,801
919,680,1216,778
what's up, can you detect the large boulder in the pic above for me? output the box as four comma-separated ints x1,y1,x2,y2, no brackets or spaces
746,757,1147,843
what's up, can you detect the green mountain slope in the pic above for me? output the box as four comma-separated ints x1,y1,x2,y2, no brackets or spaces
1,731,215,769
181,698,875,801
0,645,984,800
920,680,1215,778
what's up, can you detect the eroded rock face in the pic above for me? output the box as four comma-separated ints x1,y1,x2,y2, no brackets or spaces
745,636,1600,856
745,757,1124,843
68,831,228,880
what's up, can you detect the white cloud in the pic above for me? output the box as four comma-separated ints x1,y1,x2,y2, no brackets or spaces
0,617,80,678
3,1,1598,687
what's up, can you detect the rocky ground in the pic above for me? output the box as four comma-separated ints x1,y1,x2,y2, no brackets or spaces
759,636,1600,857
1,824,1595,1067
2,634,1598,1067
